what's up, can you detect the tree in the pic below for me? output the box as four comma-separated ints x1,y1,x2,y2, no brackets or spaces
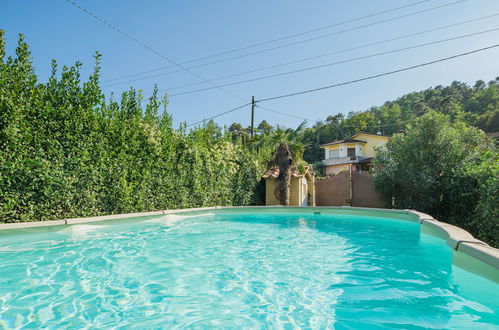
255,121,307,205
227,123,248,141
297,77,499,166
257,120,273,135
462,152,498,245
342,111,377,136
373,112,497,246
269,142,293,205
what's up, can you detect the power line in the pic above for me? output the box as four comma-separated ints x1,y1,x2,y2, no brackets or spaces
257,43,499,103
186,102,307,128
256,105,308,121
290,113,419,128
186,102,311,127
190,104,417,129
66,0,316,130
103,0,465,84
102,0,433,83
156,24,499,91
187,103,252,127
333,117,418,129
170,0,435,67
162,28,499,97
104,12,499,89
187,42,499,126
65,0,245,102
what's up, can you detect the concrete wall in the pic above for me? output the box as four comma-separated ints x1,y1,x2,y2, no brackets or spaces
316,170,387,208
315,171,350,206
265,177,304,206
289,177,300,206
351,172,387,208
265,178,280,205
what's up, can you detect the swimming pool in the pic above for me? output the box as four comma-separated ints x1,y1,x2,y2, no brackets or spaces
0,208,497,328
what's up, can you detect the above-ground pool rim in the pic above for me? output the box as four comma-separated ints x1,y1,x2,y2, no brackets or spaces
1,206,498,274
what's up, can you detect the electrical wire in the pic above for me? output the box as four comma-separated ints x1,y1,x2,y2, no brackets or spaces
331,117,418,130
187,42,499,126
170,0,435,67
187,103,252,127
65,0,245,102
102,0,434,83
187,102,308,127
256,43,499,103
256,105,308,121
103,12,499,89
103,0,465,83
162,28,499,97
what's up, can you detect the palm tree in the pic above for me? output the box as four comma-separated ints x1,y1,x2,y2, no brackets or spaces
255,120,307,205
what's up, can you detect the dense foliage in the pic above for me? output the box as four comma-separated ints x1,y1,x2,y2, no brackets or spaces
232,78,498,172
228,71,498,246
0,33,272,222
1,31,497,247
301,78,499,167
373,112,498,246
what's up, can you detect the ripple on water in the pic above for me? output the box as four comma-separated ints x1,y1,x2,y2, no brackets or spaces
0,213,497,328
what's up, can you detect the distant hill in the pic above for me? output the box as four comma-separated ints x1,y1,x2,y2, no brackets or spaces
302,78,499,165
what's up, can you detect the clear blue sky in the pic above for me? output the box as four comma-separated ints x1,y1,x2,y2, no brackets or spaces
2,0,499,128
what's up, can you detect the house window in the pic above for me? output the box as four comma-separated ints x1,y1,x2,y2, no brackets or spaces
347,148,356,157
329,149,339,158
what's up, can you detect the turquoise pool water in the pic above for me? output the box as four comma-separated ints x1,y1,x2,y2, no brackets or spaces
0,211,497,328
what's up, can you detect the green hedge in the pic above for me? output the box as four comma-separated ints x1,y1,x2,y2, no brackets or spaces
0,33,270,222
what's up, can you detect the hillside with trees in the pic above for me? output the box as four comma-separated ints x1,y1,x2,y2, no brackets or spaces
230,78,498,170
299,78,498,167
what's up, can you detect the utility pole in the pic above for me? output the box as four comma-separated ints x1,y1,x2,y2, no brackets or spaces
250,96,255,138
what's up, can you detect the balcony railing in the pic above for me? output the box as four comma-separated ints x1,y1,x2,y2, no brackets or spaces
323,156,368,166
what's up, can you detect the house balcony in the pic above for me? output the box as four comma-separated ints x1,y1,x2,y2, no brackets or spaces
323,156,369,166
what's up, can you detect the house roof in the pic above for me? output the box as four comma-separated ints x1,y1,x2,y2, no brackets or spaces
262,165,314,179
320,138,366,148
320,132,390,148
357,157,373,164
350,132,391,138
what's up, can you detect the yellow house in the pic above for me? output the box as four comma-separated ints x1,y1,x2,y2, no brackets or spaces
262,166,316,206
320,132,390,175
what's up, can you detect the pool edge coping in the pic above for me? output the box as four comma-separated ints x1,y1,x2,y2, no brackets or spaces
1,206,497,271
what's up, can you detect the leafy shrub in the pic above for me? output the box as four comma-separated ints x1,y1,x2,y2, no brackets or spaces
374,112,498,246
0,32,271,222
